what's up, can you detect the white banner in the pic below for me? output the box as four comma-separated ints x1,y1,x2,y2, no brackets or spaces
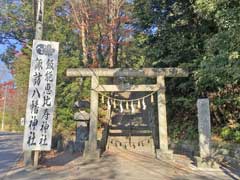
23,40,59,151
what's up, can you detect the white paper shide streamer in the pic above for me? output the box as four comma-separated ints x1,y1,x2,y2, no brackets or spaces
99,91,156,113
131,101,135,113
137,100,141,109
107,98,111,110
126,101,129,110
142,98,146,110
120,101,123,113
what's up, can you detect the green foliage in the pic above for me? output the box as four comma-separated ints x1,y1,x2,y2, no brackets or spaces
119,33,149,68
42,1,83,134
169,118,198,142
132,0,240,142
2,0,82,135
221,125,240,143
194,29,240,92
0,0,34,47
194,0,240,91
14,53,31,89
233,130,240,143
221,126,233,141
193,1,240,139
0,47,16,70
132,0,201,141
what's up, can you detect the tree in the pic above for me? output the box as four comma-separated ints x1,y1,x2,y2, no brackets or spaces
0,0,34,49
132,0,240,142
1,0,82,133
69,0,131,67
193,0,240,142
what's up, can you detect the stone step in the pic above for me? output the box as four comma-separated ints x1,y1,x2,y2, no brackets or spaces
108,136,153,145
109,129,152,136
109,125,151,130
109,129,152,133
107,136,155,155
109,123,153,138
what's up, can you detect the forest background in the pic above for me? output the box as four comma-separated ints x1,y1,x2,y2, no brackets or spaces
0,0,239,144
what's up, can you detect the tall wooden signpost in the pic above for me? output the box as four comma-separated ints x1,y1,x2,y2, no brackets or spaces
23,0,59,167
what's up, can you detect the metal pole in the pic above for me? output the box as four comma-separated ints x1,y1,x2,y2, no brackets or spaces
1,87,7,131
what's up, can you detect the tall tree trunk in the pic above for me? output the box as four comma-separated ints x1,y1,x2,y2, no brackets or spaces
70,0,89,66
108,0,114,68
113,42,119,66
81,20,88,66
109,30,115,68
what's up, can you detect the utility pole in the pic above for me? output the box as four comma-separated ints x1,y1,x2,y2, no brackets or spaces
1,87,7,131
35,0,44,40
24,0,45,168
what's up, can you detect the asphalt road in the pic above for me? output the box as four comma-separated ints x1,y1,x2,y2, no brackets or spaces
0,132,23,176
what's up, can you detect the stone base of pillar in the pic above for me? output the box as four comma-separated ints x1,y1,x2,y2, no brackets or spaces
83,150,100,160
156,149,174,161
83,141,100,160
194,156,219,168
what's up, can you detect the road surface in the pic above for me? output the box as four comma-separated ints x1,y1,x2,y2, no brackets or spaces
0,132,23,177
2,146,240,180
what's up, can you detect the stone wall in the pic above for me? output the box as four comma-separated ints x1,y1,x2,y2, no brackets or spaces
212,141,240,168
170,140,240,168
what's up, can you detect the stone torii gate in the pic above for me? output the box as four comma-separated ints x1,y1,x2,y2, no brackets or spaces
67,68,188,160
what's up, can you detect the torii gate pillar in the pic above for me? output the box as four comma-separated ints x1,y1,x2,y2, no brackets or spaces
156,76,173,160
83,76,100,159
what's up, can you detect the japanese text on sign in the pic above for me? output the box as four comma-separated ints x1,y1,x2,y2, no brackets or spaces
23,40,59,151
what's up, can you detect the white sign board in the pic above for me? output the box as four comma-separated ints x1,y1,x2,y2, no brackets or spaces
23,40,59,151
